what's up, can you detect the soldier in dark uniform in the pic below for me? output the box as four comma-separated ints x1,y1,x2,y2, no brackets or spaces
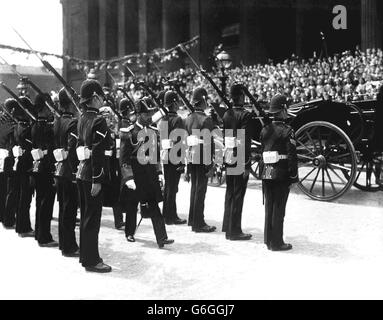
184,88,216,233
120,97,174,248
99,104,125,230
115,98,137,242
76,79,112,273
0,100,16,227
53,88,80,257
31,94,58,248
12,97,35,237
222,84,252,241
158,91,187,226
260,94,298,251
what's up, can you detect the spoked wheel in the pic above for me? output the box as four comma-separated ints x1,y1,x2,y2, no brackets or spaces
343,145,382,192
296,121,357,201
250,141,262,180
208,164,227,187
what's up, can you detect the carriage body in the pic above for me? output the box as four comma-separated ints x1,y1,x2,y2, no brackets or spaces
264,99,380,201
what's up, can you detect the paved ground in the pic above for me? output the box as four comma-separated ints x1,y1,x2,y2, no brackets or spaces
1,178,383,300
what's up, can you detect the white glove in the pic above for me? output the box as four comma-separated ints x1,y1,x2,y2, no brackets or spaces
158,174,164,186
126,180,136,190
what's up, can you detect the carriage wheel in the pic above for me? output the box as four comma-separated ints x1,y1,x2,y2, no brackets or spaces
343,146,382,192
208,164,227,187
250,143,261,180
295,121,357,201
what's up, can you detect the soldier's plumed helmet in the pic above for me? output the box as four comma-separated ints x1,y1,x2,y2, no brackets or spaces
58,88,72,108
268,94,288,114
119,98,135,116
191,87,208,105
136,97,157,114
4,98,19,114
80,79,104,105
230,83,245,99
164,90,179,108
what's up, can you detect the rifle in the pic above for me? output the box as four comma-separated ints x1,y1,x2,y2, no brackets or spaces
151,61,195,114
104,94,123,120
124,65,162,107
106,70,136,111
178,44,233,109
241,86,267,126
0,55,60,118
12,28,82,115
0,82,36,122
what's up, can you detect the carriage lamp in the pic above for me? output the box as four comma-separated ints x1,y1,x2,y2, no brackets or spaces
215,50,232,97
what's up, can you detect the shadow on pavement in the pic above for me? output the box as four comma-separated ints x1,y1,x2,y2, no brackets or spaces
284,235,351,259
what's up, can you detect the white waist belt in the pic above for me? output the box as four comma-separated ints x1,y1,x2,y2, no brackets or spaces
77,146,113,161
12,146,25,158
31,149,48,161
161,139,174,150
53,149,68,162
263,151,288,164
187,135,203,147
0,148,9,160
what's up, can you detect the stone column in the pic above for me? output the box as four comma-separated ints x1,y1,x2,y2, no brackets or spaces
162,0,189,70
361,0,382,50
118,0,139,56
239,0,266,65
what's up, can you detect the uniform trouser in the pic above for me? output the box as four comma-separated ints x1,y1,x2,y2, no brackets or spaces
122,186,167,243
77,180,103,268
15,173,33,234
163,164,181,222
188,165,209,230
34,173,56,244
112,204,124,228
3,173,17,227
58,178,79,254
222,174,249,236
263,180,290,248
0,173,7,223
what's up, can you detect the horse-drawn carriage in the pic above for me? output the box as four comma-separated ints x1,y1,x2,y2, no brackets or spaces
249,98,382,201
210,97,382,202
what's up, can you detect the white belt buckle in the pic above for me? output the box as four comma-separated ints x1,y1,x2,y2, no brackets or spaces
187,135,200,147
105,150,113,157
225,137,237,149
263,151,280,164
161,139,173,150
76,146,91,161
31,149,45,161
0,148,9,160
53,148,68,162
12,146,24,158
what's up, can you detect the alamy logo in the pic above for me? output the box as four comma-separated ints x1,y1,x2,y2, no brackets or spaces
333,5,347,30
131,121,247,176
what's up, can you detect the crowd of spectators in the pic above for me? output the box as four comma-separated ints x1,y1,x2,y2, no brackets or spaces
126,48,383,106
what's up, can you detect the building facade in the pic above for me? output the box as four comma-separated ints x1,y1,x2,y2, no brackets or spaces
61,0,383,88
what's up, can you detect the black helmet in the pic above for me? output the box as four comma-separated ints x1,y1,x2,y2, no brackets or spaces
119,98,136,116
58,88,72,108
268,94,288,114
164,90,179,108
136,97,157,114
230,83,245,99
191,87,208,105
80,79,104,105
4,98,19,114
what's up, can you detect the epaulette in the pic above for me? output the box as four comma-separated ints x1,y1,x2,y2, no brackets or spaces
120,125,134,134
